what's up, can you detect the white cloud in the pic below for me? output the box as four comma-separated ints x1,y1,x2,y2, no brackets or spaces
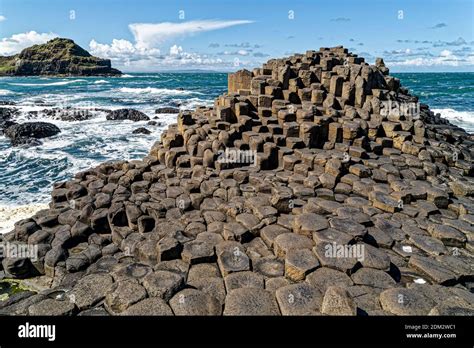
387,50,472,67
0,15,6,22
440,49,452,57
89,38,160,59
129,20,253,49
0,31,58,55
90,39,227,71
219,50,250,56
89,19,255,71
169,44,183,56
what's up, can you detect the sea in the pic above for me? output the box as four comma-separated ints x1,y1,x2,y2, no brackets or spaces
0,72,473,232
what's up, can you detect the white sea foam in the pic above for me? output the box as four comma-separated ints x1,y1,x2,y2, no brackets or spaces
9,79,86,87
0,89,14,95
432,108,474,132
0,203,49,234
117,87,199,96
94,80,109,84
121,74,134,78
179,97,214,109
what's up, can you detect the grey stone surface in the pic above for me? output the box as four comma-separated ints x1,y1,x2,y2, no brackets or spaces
223,288,280,315
276,283,323,315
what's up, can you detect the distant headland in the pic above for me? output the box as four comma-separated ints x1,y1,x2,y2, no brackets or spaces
0,38,122,76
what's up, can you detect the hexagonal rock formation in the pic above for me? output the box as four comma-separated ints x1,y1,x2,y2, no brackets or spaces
1,46,474,316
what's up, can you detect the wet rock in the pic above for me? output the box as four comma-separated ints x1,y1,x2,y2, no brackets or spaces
132,127,151,135
156,107,180,114
4,122,60,146
106,109,150,122
0,290,35,310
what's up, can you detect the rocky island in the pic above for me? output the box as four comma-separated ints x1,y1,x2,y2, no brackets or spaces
0,46,473,316
0,38,121,76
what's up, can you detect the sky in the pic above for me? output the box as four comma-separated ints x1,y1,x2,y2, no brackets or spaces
0,0,473,72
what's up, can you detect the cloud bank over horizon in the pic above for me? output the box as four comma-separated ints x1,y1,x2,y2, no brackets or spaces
0,7,472,72
88,19,255,71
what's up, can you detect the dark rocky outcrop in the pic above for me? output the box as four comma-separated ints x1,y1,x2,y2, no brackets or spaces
132,127,151,135
4,122,61,146
0,107,19,134
0,38,121,76
1,47,473,316
41,108,94,122
106,109,150,122
155,107,180,114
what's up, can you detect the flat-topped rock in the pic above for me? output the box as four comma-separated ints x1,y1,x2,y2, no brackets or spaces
169,289,222,315
380,288,436,315
223,288,280,315
321,286,357,316
276,283,323,315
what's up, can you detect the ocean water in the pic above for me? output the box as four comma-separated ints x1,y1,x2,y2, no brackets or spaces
0,73,227,211
0,72,472,230
393,73,474,132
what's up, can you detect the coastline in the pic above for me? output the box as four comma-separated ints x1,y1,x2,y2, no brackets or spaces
0,203,49,234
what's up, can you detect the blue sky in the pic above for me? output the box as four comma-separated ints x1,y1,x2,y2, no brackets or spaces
0,0,473,72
